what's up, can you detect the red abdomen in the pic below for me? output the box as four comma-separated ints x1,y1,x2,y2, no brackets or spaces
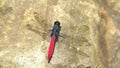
48,34,56,63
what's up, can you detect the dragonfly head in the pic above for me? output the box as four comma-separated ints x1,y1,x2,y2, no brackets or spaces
54,21,60,26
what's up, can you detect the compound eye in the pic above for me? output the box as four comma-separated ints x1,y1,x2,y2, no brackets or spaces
54,21,60,26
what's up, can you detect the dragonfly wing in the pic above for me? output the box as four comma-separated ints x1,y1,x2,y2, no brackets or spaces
58,33,90,57
26,23,51,41
33,12,52,29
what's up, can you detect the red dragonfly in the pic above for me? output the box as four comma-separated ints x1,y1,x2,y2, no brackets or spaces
26,12,90,63
47,21,61,63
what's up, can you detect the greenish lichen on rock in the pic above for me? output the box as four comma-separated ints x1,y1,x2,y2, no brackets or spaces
0,6,12,15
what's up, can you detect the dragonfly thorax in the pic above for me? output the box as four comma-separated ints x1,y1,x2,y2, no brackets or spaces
51,21,61,41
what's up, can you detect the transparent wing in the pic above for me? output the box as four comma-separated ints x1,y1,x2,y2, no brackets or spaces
26,12,52,41
57,24,90,57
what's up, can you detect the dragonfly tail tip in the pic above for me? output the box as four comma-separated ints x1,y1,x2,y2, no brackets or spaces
48,60,50,63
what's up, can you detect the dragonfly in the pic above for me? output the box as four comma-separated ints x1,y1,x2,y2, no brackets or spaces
26,12,90,63
47,21,61,63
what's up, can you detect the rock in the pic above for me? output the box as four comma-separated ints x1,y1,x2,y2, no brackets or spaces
0,0,120,68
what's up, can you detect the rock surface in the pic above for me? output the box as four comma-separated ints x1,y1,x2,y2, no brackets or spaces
0,0,120,68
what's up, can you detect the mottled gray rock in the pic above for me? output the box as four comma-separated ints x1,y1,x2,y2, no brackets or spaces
0,0,120,68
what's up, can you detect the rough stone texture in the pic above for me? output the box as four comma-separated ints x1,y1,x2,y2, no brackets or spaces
0,0,119,68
